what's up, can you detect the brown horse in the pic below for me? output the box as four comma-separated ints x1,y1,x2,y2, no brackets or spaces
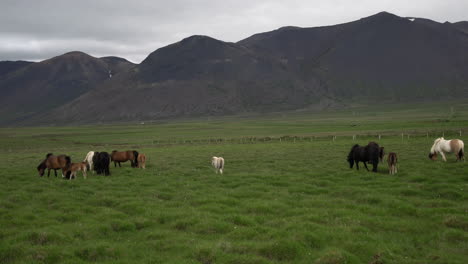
63,162,88,180
111,150,139,168
37,153,71,177
387,152,398,175
137,153,146,169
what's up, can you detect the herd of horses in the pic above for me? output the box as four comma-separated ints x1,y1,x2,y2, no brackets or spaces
37,150,147,179
37,137,464,179
347,137,465,174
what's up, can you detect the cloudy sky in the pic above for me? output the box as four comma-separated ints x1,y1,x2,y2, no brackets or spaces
1,0,467,63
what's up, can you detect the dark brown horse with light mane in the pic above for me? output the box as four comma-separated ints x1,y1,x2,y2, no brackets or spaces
37,153,71,177
111,150,139,168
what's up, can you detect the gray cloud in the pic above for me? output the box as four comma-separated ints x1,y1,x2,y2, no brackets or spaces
1,0,467,63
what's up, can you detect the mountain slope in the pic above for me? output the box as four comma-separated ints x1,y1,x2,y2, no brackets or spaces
0,61,33,79
40,36,329,123
1,11,468,125
239,12,468,101
0,52,134,123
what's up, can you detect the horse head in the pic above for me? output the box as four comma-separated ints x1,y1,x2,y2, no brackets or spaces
428,152,437,160
37,162,46,176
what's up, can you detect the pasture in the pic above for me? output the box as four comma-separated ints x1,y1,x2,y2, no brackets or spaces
0,102,467,264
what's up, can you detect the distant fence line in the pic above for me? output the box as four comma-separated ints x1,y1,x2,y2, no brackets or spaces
148,128,467,146
10,128,466,153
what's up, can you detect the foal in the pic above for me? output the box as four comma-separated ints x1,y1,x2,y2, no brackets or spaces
64,162,88,180
387,152,398,175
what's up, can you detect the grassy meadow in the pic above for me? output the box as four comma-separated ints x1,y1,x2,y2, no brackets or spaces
0,102,467,263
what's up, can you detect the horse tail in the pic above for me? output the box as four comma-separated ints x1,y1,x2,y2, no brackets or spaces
459,148,464,160
220,158,224,170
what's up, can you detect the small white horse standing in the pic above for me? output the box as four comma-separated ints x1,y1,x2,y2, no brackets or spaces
83,151,95,173
211,156,225,174
429,137,465,162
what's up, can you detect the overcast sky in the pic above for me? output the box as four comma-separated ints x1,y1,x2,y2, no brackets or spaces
1,0,467,63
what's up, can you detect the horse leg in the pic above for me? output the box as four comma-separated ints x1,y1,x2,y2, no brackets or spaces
47,168,51,177
355,162,359,170
54,169,58,177
440,152,447,162
363,162,369,171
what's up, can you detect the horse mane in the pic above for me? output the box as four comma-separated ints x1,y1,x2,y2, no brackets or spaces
430,137,444,154
347,144,360,160
46,153,53,158
37,160,46,170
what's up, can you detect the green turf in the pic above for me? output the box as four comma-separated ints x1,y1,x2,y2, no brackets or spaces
0,102,467,263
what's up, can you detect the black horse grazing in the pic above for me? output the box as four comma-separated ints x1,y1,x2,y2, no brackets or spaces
347,142,380,172
92,152,111,176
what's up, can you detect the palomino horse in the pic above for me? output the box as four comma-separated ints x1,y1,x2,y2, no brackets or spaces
429,137,465,162
347,142,380,172
111,150,139,168
137,153,146,169
211,156,225,174
83,151,95,173
37,153,71,177
387,152,398,175
64,162,88,180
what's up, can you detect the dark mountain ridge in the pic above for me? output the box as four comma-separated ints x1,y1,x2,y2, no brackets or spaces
1,11,467,125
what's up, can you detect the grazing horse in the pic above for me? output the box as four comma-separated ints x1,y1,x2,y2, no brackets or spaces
387,152,398,175
211,156,225,174
429,137,465,162
111,150,139,168
37,153,71,177
92,152,111,175
83,151,95,173
347,142,380,172
137,153,146,169
63,162,88,180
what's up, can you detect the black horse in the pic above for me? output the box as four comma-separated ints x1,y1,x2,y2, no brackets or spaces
347,142,380,172
92,152,111,176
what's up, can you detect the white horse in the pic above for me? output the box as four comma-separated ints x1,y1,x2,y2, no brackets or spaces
83,151,95,173
211,156,225,174
429,137,465,162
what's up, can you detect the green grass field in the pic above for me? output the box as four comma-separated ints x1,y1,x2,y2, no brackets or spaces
1,102,467,263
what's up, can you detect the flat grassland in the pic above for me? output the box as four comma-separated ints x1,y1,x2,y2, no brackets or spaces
1,102,467,264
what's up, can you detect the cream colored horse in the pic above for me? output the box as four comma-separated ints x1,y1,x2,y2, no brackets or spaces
211,156,225,174
83,151,95,173
429,137,465,162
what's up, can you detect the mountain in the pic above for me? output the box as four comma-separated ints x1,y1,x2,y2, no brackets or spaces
0,52,134,123
0,61,33,79
239,12,468,101
1,11,468,125
453,21,468,34
40,35,329,123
